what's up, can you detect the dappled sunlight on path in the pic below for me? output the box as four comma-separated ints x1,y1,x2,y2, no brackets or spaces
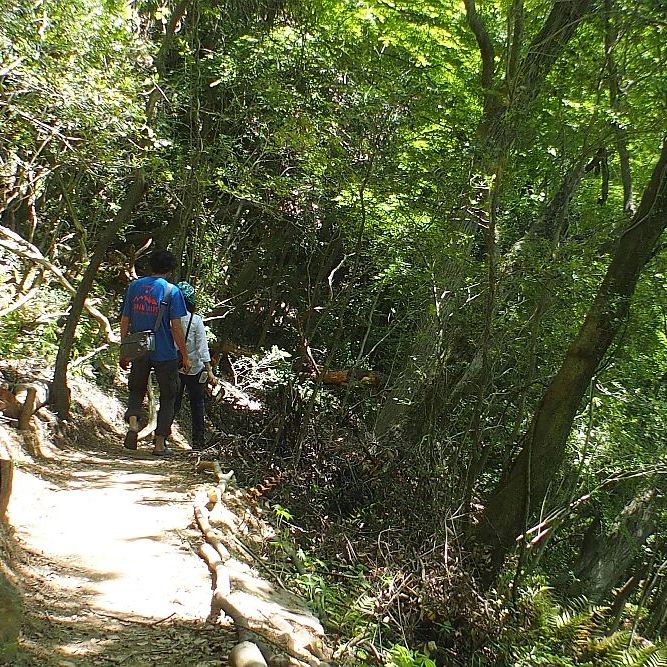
5,451,234,665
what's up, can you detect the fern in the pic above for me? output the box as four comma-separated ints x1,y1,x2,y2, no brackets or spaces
586,629,631,654
507,584,667,667
626,644,667,667
552,600,608,653
386,644,436,667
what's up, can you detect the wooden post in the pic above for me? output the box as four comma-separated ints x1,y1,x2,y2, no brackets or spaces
0,460,12,521
16,381,50,430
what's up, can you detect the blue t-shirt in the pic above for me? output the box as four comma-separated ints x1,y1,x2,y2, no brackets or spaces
121,277,187,361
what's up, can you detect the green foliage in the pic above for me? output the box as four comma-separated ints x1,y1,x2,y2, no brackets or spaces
505,585,667,667
290,556,378,637
273,503,294,524
1,0,148,169
2,0,667,662
385,645,436,667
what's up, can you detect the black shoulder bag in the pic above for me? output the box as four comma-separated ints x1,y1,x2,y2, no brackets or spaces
120,284,173,361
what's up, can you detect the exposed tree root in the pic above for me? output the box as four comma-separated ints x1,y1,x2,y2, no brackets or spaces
16,381,49,430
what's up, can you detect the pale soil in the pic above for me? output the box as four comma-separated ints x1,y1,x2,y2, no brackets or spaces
2,376,237,666
7,452,236,666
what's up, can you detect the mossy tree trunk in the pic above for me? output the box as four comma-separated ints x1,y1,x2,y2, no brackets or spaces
0,569,22,662
572,487,663,601
475,140,667,574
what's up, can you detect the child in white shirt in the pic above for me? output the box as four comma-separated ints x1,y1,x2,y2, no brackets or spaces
175,281,216,450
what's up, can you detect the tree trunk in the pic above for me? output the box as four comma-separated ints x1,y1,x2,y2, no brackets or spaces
376,0,597,439
475,139,667,573
604,0,635,216
51,173,146,418
608,574,642,634
481,0,596,154
572,487,662,601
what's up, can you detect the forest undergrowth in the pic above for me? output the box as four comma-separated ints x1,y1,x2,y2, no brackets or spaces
190,349,667,667
1,277,666,665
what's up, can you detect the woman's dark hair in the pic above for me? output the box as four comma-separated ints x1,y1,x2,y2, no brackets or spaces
185,301,197,314
149,249,178,274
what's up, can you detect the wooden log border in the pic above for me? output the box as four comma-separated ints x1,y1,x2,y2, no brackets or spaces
193,463,331,667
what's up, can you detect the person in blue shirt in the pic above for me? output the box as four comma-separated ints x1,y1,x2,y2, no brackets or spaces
119,250,189,457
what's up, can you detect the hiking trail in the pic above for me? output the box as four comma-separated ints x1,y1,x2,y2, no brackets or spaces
1,374,331,667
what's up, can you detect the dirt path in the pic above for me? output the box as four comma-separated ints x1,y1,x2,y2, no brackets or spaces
1,375,332,667
6,448,236,666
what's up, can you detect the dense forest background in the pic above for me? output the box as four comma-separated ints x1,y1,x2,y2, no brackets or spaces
1,0,667,664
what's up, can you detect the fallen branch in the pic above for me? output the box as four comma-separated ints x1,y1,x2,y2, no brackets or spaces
320,369,385,387
70,344,109,368
518,464,667,549
229,642,268,667
195,487,332,667
91,610,176,626
0,284,40,318
195,460,235,491
199,542,231,613
0,224,117,342
196,503,271,667
194,501,231,561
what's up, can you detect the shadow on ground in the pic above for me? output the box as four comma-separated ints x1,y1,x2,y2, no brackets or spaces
14,547,235,666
